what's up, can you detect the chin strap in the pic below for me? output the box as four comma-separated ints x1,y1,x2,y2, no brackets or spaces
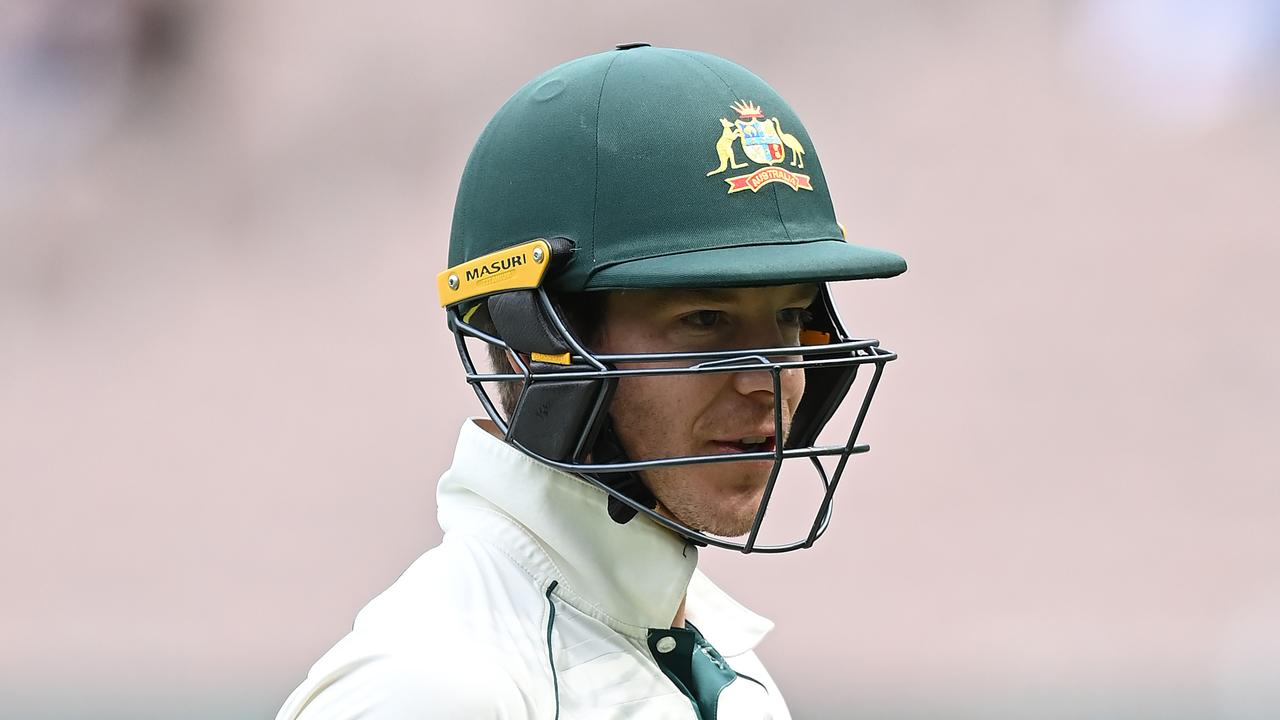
587,418,658,525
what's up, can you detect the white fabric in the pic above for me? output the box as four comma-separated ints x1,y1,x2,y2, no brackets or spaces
275,419,792,719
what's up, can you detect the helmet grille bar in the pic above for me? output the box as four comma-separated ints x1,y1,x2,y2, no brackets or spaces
803,357,887,548
742,367,788,553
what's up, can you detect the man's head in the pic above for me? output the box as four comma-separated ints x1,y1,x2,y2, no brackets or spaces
440,45,906,552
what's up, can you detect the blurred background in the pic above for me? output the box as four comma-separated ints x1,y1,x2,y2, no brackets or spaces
2,1,1279,718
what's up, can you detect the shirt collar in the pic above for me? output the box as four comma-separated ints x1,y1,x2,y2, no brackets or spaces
436,419,772,652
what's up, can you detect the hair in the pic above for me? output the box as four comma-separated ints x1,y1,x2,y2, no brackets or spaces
468,292,607,417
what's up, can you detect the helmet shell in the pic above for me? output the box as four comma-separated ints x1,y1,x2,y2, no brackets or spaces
449,46,905,292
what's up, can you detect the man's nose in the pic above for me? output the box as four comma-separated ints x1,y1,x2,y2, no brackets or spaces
731,360,804,403
729,322,806,401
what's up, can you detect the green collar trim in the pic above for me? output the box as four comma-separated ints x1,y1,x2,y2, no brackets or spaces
545,581,561,720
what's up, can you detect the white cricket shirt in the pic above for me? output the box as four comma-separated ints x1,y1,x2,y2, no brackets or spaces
276,419,792,719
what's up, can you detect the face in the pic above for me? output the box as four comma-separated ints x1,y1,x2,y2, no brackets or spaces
593,284,818,538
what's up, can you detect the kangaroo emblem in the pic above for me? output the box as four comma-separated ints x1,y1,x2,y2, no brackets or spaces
770,117,805,169
706,118,748,176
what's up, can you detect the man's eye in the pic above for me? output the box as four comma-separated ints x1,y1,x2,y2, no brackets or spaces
778,308,814,327
682,310,725,329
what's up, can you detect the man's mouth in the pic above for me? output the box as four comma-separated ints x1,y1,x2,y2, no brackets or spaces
710,435,777,454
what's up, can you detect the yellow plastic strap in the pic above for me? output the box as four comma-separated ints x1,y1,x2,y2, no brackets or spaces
531,351,571,365
437,239,552,308
800,330,831,346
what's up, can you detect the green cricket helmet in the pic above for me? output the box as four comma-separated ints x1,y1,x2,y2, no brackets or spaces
440,44,905,553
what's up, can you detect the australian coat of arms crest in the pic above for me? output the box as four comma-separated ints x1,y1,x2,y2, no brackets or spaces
707,100,813,194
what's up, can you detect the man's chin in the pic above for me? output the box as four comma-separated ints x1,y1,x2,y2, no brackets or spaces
644,466,769,537
694,514,758,539
692,495,765,538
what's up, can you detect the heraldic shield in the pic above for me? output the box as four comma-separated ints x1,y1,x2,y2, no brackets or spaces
735,117,785,165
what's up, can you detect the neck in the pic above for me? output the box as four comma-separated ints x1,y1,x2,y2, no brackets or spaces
672,594,687,628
